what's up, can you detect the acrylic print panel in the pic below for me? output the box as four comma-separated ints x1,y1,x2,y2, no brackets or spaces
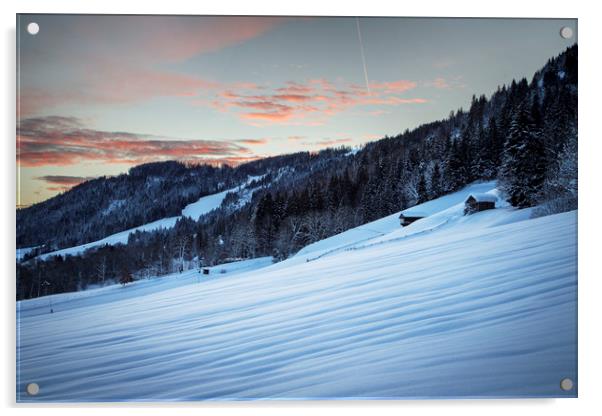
16,15,578,401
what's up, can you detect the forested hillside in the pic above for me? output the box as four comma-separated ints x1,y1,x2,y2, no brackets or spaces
16,45,577,300
16,150,350,250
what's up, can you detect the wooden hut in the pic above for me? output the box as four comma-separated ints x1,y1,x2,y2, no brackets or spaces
399,212,426,227
464,193,497,215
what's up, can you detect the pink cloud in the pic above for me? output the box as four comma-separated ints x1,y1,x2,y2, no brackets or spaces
17,116,255,168
35,175,95,192
277,81,316,94
369,80,417,93
237,138,270,145
208,78,427,126
272,94,315,103
311,138,354,147
241,112,295,123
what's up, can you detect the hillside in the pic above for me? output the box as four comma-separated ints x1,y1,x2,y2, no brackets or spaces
30,174,265,261
16,45,578,299
16,185,577,401
16,150,349,251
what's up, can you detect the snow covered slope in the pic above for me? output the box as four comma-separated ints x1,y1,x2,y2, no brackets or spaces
33,176,263,261
293,181,497,263
37,216,180,261
18,257,273,319
181,175,264,220
17,188,577,400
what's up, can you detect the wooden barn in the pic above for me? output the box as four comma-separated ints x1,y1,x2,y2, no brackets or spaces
464,193,497,215
399,212,426,227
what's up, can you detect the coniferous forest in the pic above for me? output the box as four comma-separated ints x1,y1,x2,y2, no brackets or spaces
16,45,577,300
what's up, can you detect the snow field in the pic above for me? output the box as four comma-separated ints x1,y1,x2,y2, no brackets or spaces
17,185,577,400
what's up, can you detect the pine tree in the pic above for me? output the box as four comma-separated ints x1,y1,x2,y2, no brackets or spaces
430,162,442,198
417,173,429,204
445,137,468,191
500,103,547,208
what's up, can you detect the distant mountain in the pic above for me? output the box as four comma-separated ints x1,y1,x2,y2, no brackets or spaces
16,45,577,300
17,149,350,251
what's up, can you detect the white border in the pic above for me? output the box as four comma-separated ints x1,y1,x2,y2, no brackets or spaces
3,0,601,414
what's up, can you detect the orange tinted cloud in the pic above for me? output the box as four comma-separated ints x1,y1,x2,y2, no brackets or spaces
277,81,315,94
302,137,354,148
369,80,417,93
36,175,95,192
17,116,254,168
241,112,295,122
237,138,270,145
316,138,353,146
272,94,315,103
186,155,262,167
211,79,427,126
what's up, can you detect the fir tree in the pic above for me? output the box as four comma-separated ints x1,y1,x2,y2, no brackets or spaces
500,103,547,208
417,173,429,204
430,162,442,198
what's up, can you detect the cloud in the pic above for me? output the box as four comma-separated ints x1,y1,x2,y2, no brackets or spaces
93,16,285,64
430,78,450,89
185,155,261,167
366,110,391,116
35,175,96,192
36,175,95,185
306,138,354,147
424,76,466,90
19,16,427,125
368,80,417,93
209,79,427,126
19,16,284,116
17,116,254,168
19,67,221,117
272,94,315,103
84,67,218,104
241,111,296,123
276,81,316,94
236,138,270,145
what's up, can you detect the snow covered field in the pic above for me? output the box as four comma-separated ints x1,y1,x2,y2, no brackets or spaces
16,184,577,401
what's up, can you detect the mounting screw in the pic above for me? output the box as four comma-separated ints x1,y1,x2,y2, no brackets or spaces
26,383,40,396
560,377,574,391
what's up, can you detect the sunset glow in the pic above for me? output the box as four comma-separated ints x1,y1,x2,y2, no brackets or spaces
17,15,576,206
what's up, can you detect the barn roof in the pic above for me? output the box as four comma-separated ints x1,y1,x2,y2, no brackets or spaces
466,193,497,203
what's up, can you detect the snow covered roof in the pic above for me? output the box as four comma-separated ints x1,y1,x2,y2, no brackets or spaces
466,193,497,203
399,211,428,218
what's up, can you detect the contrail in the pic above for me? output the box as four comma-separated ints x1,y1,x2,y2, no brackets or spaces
355,17,371,95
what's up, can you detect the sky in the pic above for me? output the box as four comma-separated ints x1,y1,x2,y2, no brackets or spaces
16,15,576,207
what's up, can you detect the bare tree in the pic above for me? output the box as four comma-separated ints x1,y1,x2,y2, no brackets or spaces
95,256,107,284
174,234,190,272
